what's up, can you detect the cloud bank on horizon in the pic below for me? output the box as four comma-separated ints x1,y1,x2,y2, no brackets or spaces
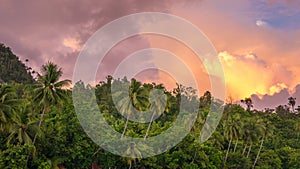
0,0,299,109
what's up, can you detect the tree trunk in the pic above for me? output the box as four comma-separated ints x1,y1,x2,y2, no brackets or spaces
32,107,45,145
252,136,264,169
144,111,155,140
192,149,197,163
27,107,45,165
128,161,132,169
233,138,238,152
247,143,252,158
225,138,232,162
242,144,247,156
92,147,102,157
121,115,130,139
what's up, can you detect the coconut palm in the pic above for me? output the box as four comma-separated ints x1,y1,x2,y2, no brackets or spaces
124,142,142,169
252,120,274,168
144,84,167,140
7,103,41,145
288,97,296,112
32,62,71,145
112,79,149,138
241,98,253,111
0,84,18,131
242,118,265,158
224,113,242,162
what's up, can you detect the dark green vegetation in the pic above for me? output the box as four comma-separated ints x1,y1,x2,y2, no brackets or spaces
0,44,300,168
0,44,35,84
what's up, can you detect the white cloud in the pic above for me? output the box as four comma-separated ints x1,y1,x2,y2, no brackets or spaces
256,20,268,27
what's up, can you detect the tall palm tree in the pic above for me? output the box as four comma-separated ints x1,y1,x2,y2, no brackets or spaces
0,84,18,131
32,62,71,145
288,97,296,112
144,84,167,140
233,116,243,153
124,142,142,169
112,79,149,138
252,120,274,168
241,98,253,111
224,113,242,162
242,118,265,158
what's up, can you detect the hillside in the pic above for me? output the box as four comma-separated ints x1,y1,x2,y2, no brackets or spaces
0,43,34,84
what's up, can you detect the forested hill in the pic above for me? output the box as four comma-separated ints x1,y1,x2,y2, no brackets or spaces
0,43,34,84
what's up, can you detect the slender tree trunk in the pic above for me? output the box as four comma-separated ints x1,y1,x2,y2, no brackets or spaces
128,161,132,169
292,106,295,113
242,144,247,156
252,136,264,169
32,107,45,145
92,147,102,157
144,112,155,140
233,138,238,152
121,115,130,139
26,107,45,166
247,143,252,158
192,149,197,163
225,138,232,162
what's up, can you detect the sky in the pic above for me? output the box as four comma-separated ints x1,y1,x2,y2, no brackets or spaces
1,0,300,110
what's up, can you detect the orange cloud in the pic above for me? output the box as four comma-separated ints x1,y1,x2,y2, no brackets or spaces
168,1,300,100
63,37,81,52
219,51,293,100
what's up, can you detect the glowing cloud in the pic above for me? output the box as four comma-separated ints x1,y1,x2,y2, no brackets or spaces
63,37,81,52
219,51,293,100
269,83,288,95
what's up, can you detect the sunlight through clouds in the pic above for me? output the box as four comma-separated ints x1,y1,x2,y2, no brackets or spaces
219,51,293,100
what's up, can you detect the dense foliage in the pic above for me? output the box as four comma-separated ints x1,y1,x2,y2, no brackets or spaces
0,44,34,84
0,45,299,169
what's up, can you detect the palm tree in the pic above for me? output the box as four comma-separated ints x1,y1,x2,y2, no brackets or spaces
233,117,243,153
112,79,149,138
0,84,18,131
288,97,296,112
124,142,142,169
241,98,253,111
6,103,41,145
144,84,167,140
242,118,265,158
224,113,242,162
252,120,274,168
32,62,71,145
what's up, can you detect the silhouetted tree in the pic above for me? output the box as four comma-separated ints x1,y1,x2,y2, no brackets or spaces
288,97,296,112
241,98,253,111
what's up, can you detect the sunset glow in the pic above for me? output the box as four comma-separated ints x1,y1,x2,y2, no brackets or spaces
1,0,299,109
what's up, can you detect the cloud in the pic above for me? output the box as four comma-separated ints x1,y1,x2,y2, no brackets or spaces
251,88,290,110
219,51,294,100
0,0,172,81
63,38,81,52
251,84,300,110
268,83,288,95
1,0,299,106
256,20,269,27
